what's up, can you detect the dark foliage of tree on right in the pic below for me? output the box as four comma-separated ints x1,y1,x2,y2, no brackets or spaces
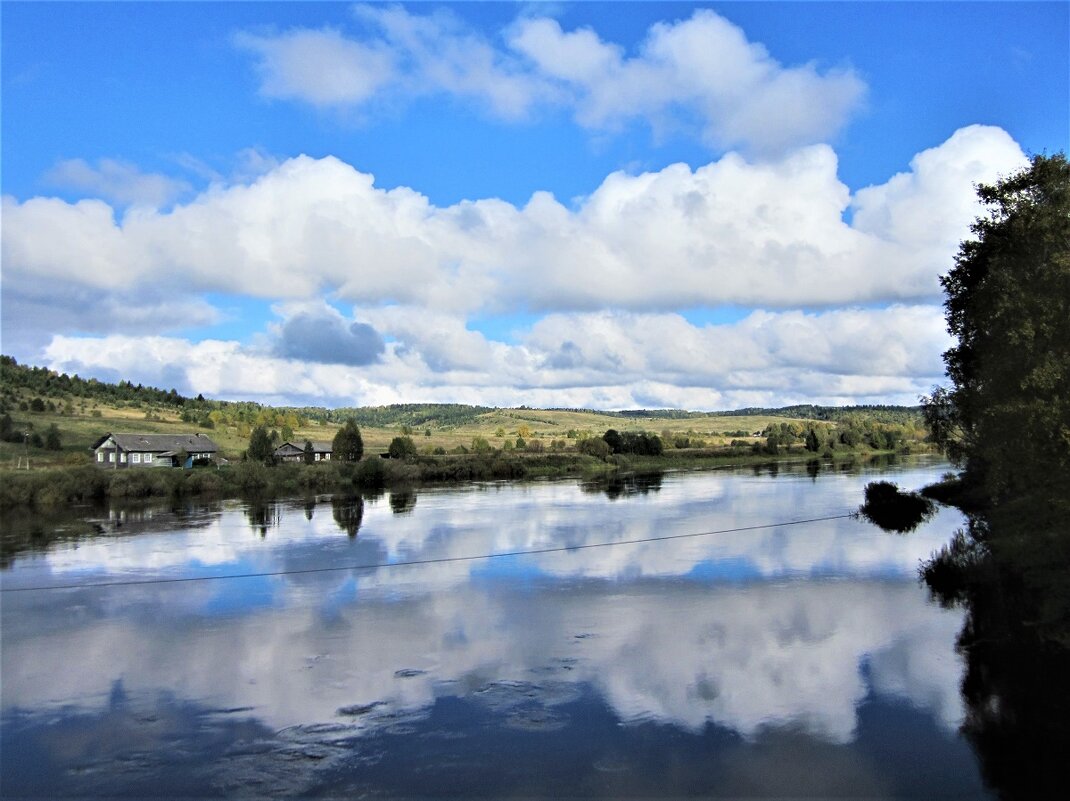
922,153,1069,797
925,152,1069,511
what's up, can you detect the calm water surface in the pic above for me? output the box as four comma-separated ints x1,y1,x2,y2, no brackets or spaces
1,457,991,798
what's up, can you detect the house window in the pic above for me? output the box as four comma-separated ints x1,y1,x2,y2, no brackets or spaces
132,453,141,464
315,453,320,461
97,452,104,462
324,453,330,461
108,452,114,462
120,452,127,463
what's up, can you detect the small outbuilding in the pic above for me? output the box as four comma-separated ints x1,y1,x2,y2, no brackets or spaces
273,440,334,463
91,432,220,468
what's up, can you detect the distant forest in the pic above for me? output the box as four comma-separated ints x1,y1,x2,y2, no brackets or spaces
0,355,921,427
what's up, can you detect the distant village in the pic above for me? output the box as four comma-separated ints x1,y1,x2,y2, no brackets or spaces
91,432,333,469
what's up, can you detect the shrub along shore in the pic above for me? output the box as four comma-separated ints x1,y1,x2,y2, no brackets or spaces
0,444,920,511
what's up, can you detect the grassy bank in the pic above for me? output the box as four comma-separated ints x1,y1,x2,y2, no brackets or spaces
0,443,925,512
0,453,595,510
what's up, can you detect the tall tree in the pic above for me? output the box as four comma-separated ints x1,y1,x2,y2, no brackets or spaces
918,154,1070,796
247,425,274,464
333,419,364,462
927,153,1070,502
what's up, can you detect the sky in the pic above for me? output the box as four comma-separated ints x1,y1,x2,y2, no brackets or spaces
2,1,1067,410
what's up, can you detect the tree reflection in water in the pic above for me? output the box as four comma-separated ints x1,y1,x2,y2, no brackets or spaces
922,513,1070,796
389,489,417,516
331,495,365,538
582,471,663,501
244,498,280,537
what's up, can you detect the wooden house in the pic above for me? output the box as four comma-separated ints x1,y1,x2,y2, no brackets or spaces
91,432,220,468
273,440,334,463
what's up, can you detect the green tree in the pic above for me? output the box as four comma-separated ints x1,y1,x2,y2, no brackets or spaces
804,428,820,452
916,155,1070,794
247,425,274,464
388,435,417,459
304,439,315,464
603,429,623,453
44,423,62,451
925,154,1070,502
333,419,364,462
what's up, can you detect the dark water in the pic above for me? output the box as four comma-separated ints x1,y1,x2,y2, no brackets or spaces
1,457,993,798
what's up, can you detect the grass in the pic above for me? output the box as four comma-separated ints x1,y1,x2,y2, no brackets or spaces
0,392,930,514
0,397,814,471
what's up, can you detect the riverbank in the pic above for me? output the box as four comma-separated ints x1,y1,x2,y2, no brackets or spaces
0,444,928,511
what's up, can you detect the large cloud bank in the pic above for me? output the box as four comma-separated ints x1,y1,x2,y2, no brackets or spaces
3,125,1023,314
39,302,950,409
3,124,1025,407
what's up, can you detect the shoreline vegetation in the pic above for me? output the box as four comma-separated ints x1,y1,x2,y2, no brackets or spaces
0,353,934,511
0,444,925,512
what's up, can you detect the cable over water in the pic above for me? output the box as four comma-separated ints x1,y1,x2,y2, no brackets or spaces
1,512,857,593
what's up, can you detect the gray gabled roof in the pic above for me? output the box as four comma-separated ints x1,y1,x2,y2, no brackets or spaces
91,433,220,453
274,440,333,455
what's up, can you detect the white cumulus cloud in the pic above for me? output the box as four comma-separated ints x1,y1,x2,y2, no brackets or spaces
2,125,1028,317
234,27,395,106
508,10,866,155
44,158,191,208
232,6,863,155
39,302,950,408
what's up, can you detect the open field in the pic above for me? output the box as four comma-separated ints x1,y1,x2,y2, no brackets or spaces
0,398,823,471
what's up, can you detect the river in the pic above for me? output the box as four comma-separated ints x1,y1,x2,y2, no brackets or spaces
1,456,992,797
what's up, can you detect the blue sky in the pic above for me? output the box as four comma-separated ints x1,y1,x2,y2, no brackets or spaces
2,2,1067,409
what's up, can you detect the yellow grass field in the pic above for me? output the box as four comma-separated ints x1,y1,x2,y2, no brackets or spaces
1,397,811,470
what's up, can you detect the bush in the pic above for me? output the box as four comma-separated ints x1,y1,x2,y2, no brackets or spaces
183,469,224,495
578,438,611,458
231,461,270,492
354,456,386,488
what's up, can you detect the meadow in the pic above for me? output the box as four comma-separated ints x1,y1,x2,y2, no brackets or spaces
0,392,849,470
0,355,931,513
